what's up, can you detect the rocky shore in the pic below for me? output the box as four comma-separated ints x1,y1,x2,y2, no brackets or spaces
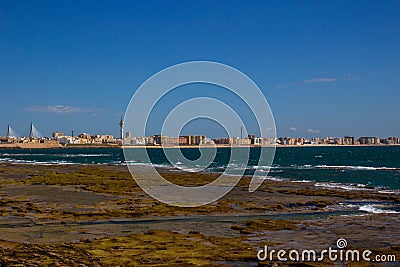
0,163,399,266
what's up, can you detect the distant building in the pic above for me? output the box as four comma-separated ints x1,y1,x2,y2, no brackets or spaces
58,137,79,145
277,137,286,145
92,134,115,144
149,135,207,146
178,136,188,145
248,134,256,145
253,137,262,145
78,133,92,140
248,134,256,140
154,135,165,145
153,135,179,146
201,138,215,145
358,137,380,145
214,137,233,145
278,137,295,145
388,137,400,144
52,132,65,138
194,135,206,145
344,136,355,145
295,138,304,145
260,137,276,145
335,137,344,145
233,137,251,145
124,136,146,145
382,137,399,145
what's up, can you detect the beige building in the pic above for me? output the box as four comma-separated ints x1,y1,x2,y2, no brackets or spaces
52,132,65,138
92,134,115,144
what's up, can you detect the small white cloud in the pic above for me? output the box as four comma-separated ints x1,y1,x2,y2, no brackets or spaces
290,127,297,131
275,84,285,88
304,78,337,83
343,72,359,81
307,128,320,134
266,126,276,131
26,105,100,114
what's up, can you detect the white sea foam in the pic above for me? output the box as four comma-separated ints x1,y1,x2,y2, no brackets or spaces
340,214,369,217
358,204,398,214
314,165,400,171
377,190,400,194
292,179,312,183
60,154,112,157
262,176,284,182
314,182,372,191
1,153,47,156
337,202,399,214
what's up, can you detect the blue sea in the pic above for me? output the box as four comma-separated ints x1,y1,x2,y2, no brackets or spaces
0,146,399,192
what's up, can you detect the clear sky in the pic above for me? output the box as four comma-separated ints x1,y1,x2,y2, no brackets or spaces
1,0,399,138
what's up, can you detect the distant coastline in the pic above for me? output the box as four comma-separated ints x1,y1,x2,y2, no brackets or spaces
0,143,118,149
1,143,400,150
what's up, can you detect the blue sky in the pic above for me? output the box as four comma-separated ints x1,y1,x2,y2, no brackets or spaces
1,0,399,138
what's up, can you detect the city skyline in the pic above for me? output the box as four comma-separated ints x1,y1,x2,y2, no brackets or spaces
1,1,400,137
2,118,400,139
2,122,399,146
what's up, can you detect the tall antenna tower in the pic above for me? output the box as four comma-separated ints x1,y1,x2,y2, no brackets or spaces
119,114,124,140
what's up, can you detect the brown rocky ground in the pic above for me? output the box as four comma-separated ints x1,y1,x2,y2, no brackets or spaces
0,163,399,266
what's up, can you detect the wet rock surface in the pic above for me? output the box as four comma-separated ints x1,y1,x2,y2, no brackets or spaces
0,163,399,266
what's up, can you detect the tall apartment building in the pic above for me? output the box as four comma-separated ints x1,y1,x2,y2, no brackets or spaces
344,136,355,145
358,137,380,145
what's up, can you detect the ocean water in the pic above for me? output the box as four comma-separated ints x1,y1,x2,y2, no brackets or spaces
0,146,399,191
